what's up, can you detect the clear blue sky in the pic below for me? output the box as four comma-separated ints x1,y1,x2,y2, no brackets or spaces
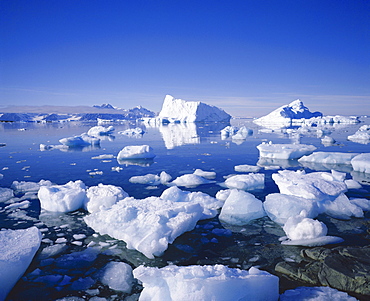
1,0,369,117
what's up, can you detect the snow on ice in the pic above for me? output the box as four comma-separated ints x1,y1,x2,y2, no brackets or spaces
280,286,359,301
298,152,360,165
133,265,279,301
223,173,264,190
351,153,370,174
0,227,42,301
117,145,155,160
348,124,370,144
129,171,172,186
59,133,100,147
171,173,214,188
87,125,115,137
257,142,316,160
99,262,134,293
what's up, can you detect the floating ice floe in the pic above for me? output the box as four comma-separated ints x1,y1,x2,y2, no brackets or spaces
87,125,115,137
234,164,261,173
0,227,42,301
281,210,343,246
129,171,172,186
257,142,316,160
156,94,231,123
171,173,214,188
347,124,370,144
91,154,115,160
220,125,238,139
59,133,100,147
223,173,264,190
84,183,128,213
351,153,370,174
219,189,266,225
99,262,134,293
117,145,155,160
280,286,359,301
231,126,253,140
133,265,279,301
38,180,87,212
298,151,360,165
0,187,14,202
11,179,53,193
321,135,336,146
193,168,216,179
119,127,145,137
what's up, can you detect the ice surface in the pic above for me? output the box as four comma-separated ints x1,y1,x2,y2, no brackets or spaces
351,153,370,173
84,183,129,213
129,171,172,186
257,142,316,159
84,196,204,258
223,173,264,190
0,227,42,301
171,173,214,188
0,187,14,202
38,180,87,212
280,286,359,300
157,94,231,123
234,164,261,173
193,168,216,179
119,127,145,137
59,133,100,147
100,262,133,293
263,193,319,225
298,152,360,165
11,179,53,193
87,125,114,137
219,189,266,225
133,265,279,301
347,124,370,144
220,125,238,138
231,126,253,140
117,145,155,160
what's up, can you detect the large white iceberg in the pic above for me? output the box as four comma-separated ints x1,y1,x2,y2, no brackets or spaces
257,142,316,160
133,265,279,301
38,180,87,212
157,95,231,123
0,227,42,301
117,145,155,160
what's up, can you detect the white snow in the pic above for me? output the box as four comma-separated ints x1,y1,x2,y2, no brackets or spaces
133,265,279,301
220,125,238,139
119,127,145,137
100,262,133,293
117,145,155,160
193,168,216,179
84,184,129,213
234,164,261,173
87,125,114,137
348,124,370,143
351,153,370,173
219,189,266,225
157,94,231,123
280,286,358,300
0,227,42,301
0,187,14,202
129,171,172,186
223,173,264,190
59,133,100,147
11,179,53,193
298,152,360,165
38,180,87,212
257,142,316,160
171,173,214,188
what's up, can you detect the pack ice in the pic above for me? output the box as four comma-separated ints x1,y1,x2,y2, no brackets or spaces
157,94,231,123
84,186,223,258
0,227,42,301
133,265,279,301
257,142,316,160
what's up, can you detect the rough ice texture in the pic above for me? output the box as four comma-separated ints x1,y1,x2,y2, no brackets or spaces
157,95,231,123
100,262,133,293
117,145,155,160
133,265,279,301
87,125,114,137
224,173,264,190
119,127,145,137
219,189,266,225
11,180,53,193
59,133,100,147
0,187,14,202
193,168,216,179
257,142,316,160
84,195,204,259
171,174,214,188
129,171,172,186
0,227,42,301
351,153,370,173
263,193,319,225
220,125,238,138
38,180,87,212
280,286,359,301
231,126,253,140
298,151,360,165
234,164,261,173
347,124,370,143
84,183,128,213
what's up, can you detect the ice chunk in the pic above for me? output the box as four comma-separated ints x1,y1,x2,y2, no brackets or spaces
234,164,261,173
38,180,87,212
281,211,343,246
193,168,216,179
11,179,53,193
351,153,370,173
84,184,129,213
263,194,319,225
171,174,214,188
100,262,133,293
321,135,336,146
231,126,253,140
321,193,364,220
224,173,264,190
220,126,238,138
0,227,42,301
119,127,145,137
280,286,358,300
219,190,265,225
129,174,161,185
0,187,14,202
215,189,231,202
257,142,316,159
59,133,100,147
87,125,114,137
117,145,155,160
344,179,362,189
348,124,370,144
133,265,279,301
84,196,203,258
349,198,370,211
298,151,360,165
157,94,231,123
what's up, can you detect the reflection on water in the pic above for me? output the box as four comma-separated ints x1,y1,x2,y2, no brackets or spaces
117,158,154,167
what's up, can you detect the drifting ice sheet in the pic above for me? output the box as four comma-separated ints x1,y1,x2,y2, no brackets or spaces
224,173,264,190
347,124,370,144
298,152,360,165
133,265,279,301
257,142,316,160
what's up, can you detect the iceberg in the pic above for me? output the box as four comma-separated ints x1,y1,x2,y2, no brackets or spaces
171,173,214,188
219,189,266,225
193,168,216,179
0,227,42,301
220,125,238,139
59,133,100,147
119,127,145,137
234,164,261,173
87,125,114,137
224,173,265,190
0,187,14,202
351,153,370,173
129,171,172,186
231,126,253,140
157,95,231,123
117,145,155,160
38,180,87,212
133,265,279,301
298,151,360,165
257,142,316,160
347,124,370,144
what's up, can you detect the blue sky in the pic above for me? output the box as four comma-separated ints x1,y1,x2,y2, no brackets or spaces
1,0,369,117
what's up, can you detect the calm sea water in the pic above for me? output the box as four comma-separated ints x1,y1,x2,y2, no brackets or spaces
1,117,369,300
